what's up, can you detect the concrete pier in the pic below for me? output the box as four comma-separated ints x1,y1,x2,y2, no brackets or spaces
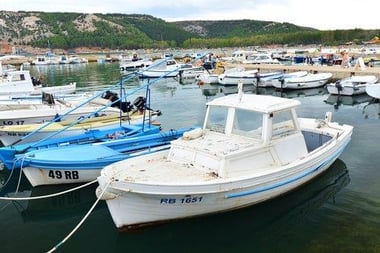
224,63,380,80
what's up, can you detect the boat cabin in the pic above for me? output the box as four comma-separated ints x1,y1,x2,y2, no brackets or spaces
222,50,256,63
0,70,35,95
168,84,311,178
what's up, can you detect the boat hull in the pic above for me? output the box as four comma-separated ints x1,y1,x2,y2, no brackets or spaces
98,129,351,229
327,83,366,96
196,73,219,84
365,83,380,99
257,71,308,88
0,114,157,146
139,70,179,78
218,70,258,86
23,167,100,186
218,76,257,86
13,128,192,186
0,106,120,126
273,73,332,89
327,75,378,96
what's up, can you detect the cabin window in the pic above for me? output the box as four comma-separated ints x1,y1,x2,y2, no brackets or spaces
206,106,228,133
232,108,263,137
272,110,296,137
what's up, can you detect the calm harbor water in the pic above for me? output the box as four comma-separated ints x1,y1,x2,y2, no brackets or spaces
1,62,380,253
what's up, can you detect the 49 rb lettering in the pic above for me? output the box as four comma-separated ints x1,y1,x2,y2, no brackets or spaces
48,170,79,180
160,196,203,204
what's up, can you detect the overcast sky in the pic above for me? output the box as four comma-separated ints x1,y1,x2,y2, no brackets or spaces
1,0,379,30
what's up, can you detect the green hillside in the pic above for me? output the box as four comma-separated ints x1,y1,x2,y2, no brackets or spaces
0,11,378,50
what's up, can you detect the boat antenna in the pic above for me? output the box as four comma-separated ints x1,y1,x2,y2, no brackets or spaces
238,81,243,101
119,75,123,127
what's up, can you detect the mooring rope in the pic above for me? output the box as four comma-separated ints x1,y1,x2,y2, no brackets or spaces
15,158,26,193
0,179,98,201
46,180,111,253
0,166,16,191
0,156,25,192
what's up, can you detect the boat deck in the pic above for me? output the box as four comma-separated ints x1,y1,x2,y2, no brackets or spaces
111,132,266,185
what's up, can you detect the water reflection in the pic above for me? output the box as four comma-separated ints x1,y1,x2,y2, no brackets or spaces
324,94,374,111
17,184,103,223
198,83,219,98
271,87,328,98
26,62,123,89
218,84,256,95
362,98,380,119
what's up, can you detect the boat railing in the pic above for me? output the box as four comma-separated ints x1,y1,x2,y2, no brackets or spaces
12,52,209,149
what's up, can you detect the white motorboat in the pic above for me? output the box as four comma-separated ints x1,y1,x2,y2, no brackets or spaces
0,106,161,146
242,53,281,65
218,68,258,86
97,84,353,230
196,66,226,85
137,58,198,78
196,71,220,85
365,83,380,99
0,68,76,97
0,92,122,127
31,54,59,65
273,72,333,89
327,75,378,96
176,67,204,81
120,58,153,73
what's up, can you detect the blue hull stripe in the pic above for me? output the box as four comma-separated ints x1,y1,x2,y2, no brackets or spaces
226,140,349,199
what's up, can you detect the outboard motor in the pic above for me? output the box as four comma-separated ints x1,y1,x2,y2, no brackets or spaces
119,101,133,113
31,76,42,86
102,90,132,112
132,96,162,116
335,81,343,92
133,96,146,112
102,90,118,101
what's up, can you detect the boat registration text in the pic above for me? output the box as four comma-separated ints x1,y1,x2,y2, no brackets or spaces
160,196,203,204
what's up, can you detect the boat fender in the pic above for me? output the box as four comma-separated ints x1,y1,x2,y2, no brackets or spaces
183,128,203,140
53,113,61,122
95,186,118,200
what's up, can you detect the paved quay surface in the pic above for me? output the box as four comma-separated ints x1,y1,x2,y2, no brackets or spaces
224,63,380,80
